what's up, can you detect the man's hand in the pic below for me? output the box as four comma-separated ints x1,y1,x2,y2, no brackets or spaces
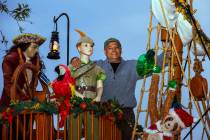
70,57,81,69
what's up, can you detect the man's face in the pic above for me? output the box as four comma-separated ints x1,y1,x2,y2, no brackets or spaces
77,42,93,56
25,42,39,58
104,42,121,62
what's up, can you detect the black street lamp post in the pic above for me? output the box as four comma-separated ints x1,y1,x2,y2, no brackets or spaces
47,13,70,65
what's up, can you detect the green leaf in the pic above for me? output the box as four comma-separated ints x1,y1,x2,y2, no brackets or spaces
0,1,9,13
11,3,31,21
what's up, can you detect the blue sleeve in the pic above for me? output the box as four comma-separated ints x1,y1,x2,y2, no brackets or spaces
95,60,104,68
157,52,164,67
130,60,144,80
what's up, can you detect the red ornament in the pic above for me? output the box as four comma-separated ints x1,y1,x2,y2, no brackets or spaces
107,113,115,121
79,102,87,110
117,112,123,120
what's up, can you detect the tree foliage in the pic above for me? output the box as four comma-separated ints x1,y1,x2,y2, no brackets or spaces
11,3,30,21
0,0,31,47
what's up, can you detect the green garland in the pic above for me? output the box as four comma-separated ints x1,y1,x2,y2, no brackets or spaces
70,96,125,124
0,97,127,126
0,99,58,125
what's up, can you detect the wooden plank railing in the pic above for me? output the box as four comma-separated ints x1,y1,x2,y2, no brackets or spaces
1,111,122,140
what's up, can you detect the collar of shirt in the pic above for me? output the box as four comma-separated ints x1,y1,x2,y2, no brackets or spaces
105,57,125,73
81,60,93,66
105,57,125,64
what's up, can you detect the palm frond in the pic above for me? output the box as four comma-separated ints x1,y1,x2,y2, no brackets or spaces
0,0,9,13
11,3,31,21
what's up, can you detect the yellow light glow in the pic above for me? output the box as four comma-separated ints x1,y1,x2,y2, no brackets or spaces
52,41,59,52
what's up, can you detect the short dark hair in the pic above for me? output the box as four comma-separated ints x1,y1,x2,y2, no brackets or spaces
104,38,121,49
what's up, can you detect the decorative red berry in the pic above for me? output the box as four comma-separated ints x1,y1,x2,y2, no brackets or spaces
79,102,87,110
117,112,123,120
107,113,115,121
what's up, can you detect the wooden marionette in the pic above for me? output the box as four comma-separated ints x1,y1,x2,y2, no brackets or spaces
189,28,210,130
190,59,208,101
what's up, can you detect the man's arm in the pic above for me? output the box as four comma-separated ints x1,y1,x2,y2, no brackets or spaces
156,52,164,68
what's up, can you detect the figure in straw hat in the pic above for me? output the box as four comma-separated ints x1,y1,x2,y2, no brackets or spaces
0,33,46,140
0,33,46,108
